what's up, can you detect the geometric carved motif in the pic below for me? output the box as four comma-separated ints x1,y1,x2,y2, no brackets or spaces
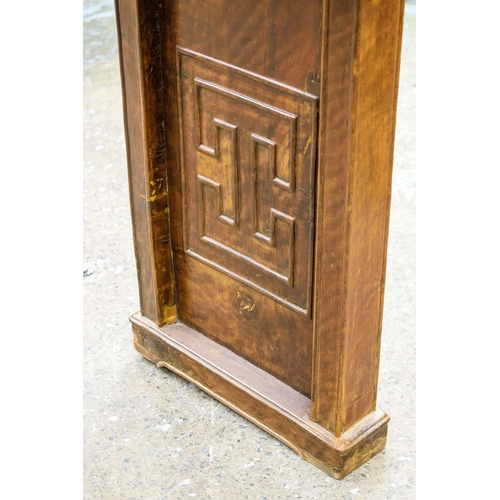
177,47,318,316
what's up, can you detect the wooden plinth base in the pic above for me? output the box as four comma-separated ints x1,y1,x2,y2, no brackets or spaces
131,312,389,479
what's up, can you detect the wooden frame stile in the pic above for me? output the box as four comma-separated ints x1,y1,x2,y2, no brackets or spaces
115,0,178,326
115,0,406,479
312,0,405,436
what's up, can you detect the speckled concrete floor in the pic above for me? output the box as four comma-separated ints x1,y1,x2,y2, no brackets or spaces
83,1,416,498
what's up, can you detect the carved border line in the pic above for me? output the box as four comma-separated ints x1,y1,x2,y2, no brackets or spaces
251,133,294,193
178,45,319,103
196,118,240,227
195,77,297,193
251,134,296,286
198,233,293,285
185,248,308,316
176,47,318,317
198,174,237,230
194,79,298,286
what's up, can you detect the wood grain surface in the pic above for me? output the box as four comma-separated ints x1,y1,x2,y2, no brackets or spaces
154,0,325,396
115,0,405,477
131,312,389,479
312,0,405,435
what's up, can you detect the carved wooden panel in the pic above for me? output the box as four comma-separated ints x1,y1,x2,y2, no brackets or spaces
177,47,318,315
117,0,405,478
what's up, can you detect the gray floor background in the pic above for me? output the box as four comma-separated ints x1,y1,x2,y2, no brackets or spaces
83,1,416,498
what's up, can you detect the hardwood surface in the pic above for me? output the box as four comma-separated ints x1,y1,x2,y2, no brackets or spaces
160,1,324,396
312,0,405,434
115,0,177,325
115,0,405,478
131,312,389,480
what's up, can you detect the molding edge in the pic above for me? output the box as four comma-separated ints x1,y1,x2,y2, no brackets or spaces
130,312,389,479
